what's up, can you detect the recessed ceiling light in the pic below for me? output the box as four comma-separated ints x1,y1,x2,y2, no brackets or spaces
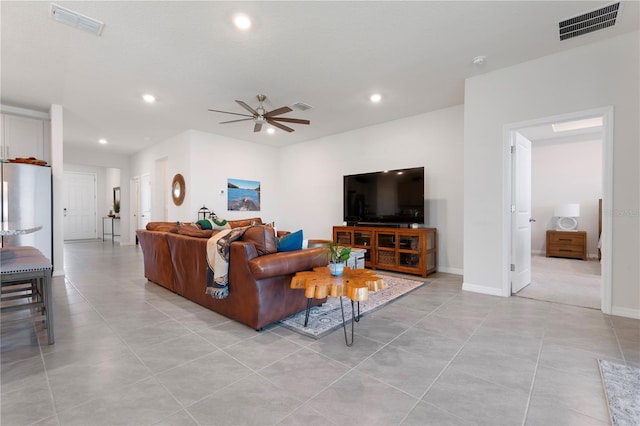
142,94,156,103
472,55,487,66
99,139,108,144
266,128,275,134
233,14,251,30
370,93,382,103
552,117,603,132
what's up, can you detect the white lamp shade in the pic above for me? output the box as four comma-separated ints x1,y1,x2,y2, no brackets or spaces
554,203,580,217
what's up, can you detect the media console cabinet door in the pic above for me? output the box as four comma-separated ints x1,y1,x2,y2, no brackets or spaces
332,226,437,277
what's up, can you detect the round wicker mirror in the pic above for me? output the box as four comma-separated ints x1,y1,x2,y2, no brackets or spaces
171,174,185,206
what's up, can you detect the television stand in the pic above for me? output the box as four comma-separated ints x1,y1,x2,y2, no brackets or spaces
333,225,437,277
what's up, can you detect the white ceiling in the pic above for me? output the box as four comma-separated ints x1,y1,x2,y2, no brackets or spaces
1,1,638,155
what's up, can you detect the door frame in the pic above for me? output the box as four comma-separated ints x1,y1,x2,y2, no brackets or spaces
503,106,613,314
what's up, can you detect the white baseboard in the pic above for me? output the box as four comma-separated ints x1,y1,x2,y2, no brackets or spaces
611,306,640,320
462,282,507,297
436,266,463,275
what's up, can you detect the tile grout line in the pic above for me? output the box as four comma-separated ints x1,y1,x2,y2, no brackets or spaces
396,292,490,425
607,315,628,365
520,320,548,426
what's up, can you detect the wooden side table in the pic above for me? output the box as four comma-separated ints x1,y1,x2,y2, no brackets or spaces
546,230,587,260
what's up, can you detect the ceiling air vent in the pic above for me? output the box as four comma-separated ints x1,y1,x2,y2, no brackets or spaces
50,3,105,36
559,2,620,41
290,102,313,112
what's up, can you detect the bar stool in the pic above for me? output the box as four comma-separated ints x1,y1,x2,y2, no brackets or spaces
1,246,54,344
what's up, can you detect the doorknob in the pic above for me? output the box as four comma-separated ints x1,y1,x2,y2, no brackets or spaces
64,208,67,217
529,218,536,223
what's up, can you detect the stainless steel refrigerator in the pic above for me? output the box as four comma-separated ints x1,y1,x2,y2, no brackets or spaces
1,162,53,262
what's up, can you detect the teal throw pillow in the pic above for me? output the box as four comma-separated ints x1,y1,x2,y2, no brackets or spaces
278,229,303,252
197,220,212,230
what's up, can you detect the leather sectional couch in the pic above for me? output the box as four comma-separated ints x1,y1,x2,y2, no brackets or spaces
136,218,328,330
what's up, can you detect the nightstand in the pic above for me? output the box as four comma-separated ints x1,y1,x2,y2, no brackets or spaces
546,230,587,260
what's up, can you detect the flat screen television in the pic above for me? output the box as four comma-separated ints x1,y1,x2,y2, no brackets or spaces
343,167,424,225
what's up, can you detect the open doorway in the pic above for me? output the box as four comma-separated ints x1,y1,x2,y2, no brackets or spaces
506,107,612,313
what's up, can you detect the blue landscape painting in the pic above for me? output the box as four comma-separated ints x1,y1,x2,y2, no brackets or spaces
227,178,260,211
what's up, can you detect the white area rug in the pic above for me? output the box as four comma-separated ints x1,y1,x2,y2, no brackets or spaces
278,273,426,339
598,359,640,426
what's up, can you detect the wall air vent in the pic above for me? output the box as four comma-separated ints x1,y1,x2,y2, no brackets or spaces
559,2,620,41
290,102,313,112
50,3,105,36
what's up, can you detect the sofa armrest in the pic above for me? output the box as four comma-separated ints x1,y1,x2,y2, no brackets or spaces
246,247,328,280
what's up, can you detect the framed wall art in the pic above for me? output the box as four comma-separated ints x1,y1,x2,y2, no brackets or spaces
227,178,260,211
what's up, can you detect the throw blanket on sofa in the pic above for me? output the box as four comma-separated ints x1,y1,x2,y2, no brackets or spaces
205,226,249,299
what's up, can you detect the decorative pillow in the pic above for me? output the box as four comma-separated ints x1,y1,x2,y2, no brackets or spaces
242,225,277,255
197,219,212,230
277,229,303,252
197,218,230,230
177,224,213,238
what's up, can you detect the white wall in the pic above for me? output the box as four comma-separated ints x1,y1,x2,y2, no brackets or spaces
131,131,191,228
132,105,464,274
464,31,639,317
278,105,464,274
131,130,280,226
189,130,280,224
531,137,602,257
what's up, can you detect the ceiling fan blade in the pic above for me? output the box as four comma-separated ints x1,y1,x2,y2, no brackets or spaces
236,100,258,115
266,106,292,117
270,117,310,125
254,122,262,133
220,118,254,124
267,119,294,133
208,109,253,118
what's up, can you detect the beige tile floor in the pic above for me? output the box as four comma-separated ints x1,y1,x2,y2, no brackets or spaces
1,241,638,425
517,254,601,309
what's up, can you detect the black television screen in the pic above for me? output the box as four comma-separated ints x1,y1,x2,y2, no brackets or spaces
343,167,424,225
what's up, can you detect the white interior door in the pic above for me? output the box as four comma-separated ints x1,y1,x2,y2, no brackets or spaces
511,132,532,294
64,171,97,240
140,173,151,228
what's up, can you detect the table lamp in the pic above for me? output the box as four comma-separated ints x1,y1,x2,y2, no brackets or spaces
554,203,580,231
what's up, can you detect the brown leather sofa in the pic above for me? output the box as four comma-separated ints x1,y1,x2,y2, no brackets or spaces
136,218,329,330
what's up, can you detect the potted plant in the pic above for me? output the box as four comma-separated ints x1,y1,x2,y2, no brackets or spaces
113,200,120,218
328,241,351,276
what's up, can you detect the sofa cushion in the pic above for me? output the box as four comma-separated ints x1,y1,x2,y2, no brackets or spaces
277,229,303,252
177,224,213,238
146,222,178,233
242,225,277,255
228,218,262,228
